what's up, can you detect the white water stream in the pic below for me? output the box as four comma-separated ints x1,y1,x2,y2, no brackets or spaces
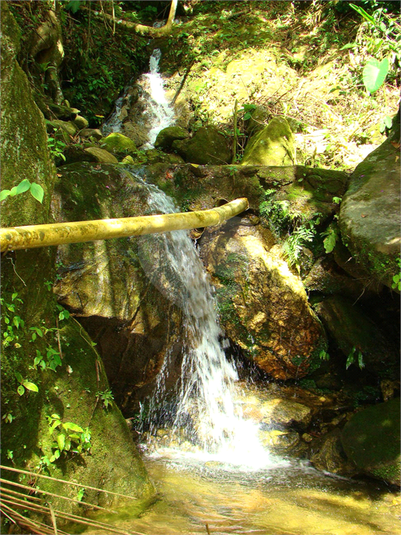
137,185,278,469
102,48,175,146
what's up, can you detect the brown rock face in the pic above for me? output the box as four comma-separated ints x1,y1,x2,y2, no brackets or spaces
53,163,185,412
199,218,326,380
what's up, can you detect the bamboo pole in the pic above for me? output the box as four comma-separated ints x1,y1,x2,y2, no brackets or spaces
0,198,249,252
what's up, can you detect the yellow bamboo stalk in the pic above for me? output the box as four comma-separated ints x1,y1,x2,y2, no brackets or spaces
0,198,249,252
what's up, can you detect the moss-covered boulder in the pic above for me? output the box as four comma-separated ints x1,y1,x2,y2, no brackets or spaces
84,146,119,163
199,219,326,380
172,126,232,164
53,163,184,413
339,119,400,291
241,117,295,166
1,5,155,518
154,125,189,150
314,295,399,376
341,398,400,485
100,132,137,156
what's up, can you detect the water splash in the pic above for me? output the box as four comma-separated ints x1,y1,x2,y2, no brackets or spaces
137,184,275,468
102,49,175,145
141,49,175,147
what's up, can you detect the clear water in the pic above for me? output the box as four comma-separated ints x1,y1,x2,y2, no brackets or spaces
137,184,272,466
84,455,400,535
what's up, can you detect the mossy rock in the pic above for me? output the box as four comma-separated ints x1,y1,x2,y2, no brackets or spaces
341,398,400,485
241,117,295,166
199,220,327,380
339,125,400,291
84,146,119,163
1,5,155,515
100,132,137,156
154,125,189,150
172,126,231,164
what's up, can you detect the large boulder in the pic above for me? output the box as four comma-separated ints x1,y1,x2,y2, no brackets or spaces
199,219,327,380
339,116,400,290
100,132,137,156
341,398,400,485
241,117,295,166
1,4,155,513
172,126,232,164
84,146,119,163
154,125,189,150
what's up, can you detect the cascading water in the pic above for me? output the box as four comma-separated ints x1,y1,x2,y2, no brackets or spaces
137,184,277,468
102,49,175,146
141,49,175,147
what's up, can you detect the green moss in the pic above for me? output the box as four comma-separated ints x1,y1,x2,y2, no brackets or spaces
341,398,400,484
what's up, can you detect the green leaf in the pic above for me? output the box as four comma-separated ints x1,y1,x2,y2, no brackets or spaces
340,43,357,50
15,372,23,384
0,189,11,201
363,58,389,94
15,179,31,195
65,0,82,13
22,381,39,392
63,422,84,433
9,186,19,197
17,385,25,396
323,232,337,254
29,183,44,204
57,433,65,451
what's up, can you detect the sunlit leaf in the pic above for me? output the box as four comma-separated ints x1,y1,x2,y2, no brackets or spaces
57,433,65,451
363,58,389,94
63,422,84,433
15,179,31,194
22,381,39,392
30,183,44,204
17,385,25,396
0,189,11,201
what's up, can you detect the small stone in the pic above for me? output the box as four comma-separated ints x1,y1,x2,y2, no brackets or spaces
73,115,89,130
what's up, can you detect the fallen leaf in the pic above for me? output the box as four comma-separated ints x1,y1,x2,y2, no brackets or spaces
361,214,368,218
391,141,400,149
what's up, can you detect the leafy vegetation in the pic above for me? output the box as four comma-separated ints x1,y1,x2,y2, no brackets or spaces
0,179,44,204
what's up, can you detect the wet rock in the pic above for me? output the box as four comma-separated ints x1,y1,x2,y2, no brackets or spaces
303,256,371,300
53,163,184,412
310,429,357,476
339,121,400,291
241,117,295,166
63,144,98,165
100,132,137,156
154,125,189,150
200,222,327,380
341,398,401,485
172,126,231,164
79,128,103,140
259,428,301,454
84,146,119,163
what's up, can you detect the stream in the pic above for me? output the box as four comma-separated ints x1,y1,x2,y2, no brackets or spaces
89,51,401,535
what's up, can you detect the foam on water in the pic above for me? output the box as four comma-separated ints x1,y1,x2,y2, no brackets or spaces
137,183,279,469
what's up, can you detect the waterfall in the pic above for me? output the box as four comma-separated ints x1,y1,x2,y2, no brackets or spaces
137,184,274,467
141,49,175,147
102,49,175,146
